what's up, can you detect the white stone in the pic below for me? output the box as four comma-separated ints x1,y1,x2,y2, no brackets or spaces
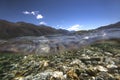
70,59,81,65
83,36,89,39
43,61,49,67
95,66,108,72
107,64,118,68
14,77,25,80
52,71,63,78
24,56,27,59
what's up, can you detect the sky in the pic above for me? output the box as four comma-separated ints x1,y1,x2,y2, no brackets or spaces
0,0,120,31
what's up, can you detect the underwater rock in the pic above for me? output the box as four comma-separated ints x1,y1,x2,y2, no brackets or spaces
0,38,120,80
50,71,65,80
95,66,108,72
66,69,79,80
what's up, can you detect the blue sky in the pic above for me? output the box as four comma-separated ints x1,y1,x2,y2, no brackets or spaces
0,0,120,31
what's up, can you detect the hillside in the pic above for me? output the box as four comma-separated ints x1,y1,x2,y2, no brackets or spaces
97,22,120,30
75,21,120,35
0,20,69,39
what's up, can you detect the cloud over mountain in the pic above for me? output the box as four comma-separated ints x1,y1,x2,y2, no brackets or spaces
36,14,43,19
67,24,82,31
39,21,47,25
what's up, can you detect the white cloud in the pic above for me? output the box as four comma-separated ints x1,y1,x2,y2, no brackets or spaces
23,11,43,19
36,14,43,19
39,21,47,25
23,11,30,14
31,11,36,15
55,25,66,29
56,25,60,27
67,24,82,31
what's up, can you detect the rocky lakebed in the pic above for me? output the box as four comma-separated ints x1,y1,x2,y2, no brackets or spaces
0,39,120,80
0,27,120,80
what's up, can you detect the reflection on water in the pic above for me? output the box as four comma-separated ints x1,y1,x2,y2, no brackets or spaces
0,28,120,54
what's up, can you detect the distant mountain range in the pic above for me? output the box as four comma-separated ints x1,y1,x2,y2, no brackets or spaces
0,20,69,39
0,19,120,39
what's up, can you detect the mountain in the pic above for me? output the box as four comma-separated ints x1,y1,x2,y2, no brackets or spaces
75,21,120,35
0,20,69,39
97,22,120,30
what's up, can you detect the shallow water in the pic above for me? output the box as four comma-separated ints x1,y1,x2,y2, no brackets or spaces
0,28,120,54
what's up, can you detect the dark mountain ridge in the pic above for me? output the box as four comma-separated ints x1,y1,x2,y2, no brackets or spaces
0,20,69,39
